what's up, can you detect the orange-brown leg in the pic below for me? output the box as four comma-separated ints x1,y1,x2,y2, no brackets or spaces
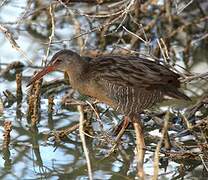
114,116,130,135
114,116,130,141
132,115,145,179
107,116,130,156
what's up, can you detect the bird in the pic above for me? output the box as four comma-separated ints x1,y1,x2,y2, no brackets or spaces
27,49,190,178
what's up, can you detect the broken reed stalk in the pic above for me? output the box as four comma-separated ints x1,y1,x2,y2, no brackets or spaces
153,111,170,180
3,90,16,106
163,130,171,150
47,95,54,130
0,61,24,78
27,79,35,120
27,72,42,126
3,121,12,149
48,95,54,114
16,73,23,103
0,98,4,115
78,105,93,180
31,80,42,126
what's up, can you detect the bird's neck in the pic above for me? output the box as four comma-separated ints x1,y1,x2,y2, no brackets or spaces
66,58,88,90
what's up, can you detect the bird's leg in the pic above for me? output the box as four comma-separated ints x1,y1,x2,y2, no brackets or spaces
132,115,145,179
114,116,130,142
107,116,130,156
113,116,130,135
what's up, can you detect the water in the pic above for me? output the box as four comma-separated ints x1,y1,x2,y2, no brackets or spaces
0,1,208,179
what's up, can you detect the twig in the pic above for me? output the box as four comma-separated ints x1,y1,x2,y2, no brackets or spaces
153,111,170,180
181,114,192,129
77,0,135,18
51,120,87,140
78,105,93,180
156,38,168,64
160,38,170,60
68,7,84,54
0,0,7,7
53,0,136,45
16,1,33,25
181,72,208,83
43,4,55,66
191,33,208,45
49,10,123,45
199,154,208,172
174,0,194,14
122,26,149,45
0,24,32,64
86,100,104,130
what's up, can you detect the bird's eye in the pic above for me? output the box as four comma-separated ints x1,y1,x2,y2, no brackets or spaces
55,59,62,64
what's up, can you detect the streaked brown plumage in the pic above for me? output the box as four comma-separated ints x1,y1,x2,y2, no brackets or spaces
27,49,190,177
87,55,189,115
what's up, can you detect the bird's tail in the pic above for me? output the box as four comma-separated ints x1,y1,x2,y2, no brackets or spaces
165,87,191,101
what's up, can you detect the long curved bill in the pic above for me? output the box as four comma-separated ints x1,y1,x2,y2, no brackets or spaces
26,65,56,87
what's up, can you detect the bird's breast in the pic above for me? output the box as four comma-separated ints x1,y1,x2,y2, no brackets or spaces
69,77,116,107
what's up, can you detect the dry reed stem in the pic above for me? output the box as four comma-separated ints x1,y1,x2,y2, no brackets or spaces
16,73,23,102
153,111,170,180
78,105,93,180
132,116,145,179
48,96,54,114
3,121,12,149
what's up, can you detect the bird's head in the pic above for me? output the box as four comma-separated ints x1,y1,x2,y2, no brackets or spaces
27,50,81,87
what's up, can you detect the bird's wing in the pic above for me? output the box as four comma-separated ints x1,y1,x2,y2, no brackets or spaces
87,55,190,100
88,55,180,90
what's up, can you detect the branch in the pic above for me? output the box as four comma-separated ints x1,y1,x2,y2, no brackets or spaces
153,111,170,180
0,24,32,64
78,105,93,180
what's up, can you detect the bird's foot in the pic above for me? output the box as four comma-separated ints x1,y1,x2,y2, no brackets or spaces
49,122,82,142
103,140,121,159
48,129,70,143
104,116,130,158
